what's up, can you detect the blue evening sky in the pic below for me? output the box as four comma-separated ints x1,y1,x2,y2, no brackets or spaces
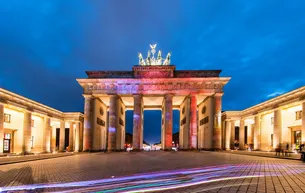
1,1,305,144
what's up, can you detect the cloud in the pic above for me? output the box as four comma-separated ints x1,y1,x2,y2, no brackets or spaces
267,91,285,98
1,0,305,142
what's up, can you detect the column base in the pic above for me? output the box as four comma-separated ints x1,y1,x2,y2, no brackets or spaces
20,152,35,155
131,149,143,152
179,148,198,151
199,148,223,151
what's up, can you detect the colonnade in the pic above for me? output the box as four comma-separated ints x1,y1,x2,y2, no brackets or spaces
224,101,305,150
83,93,223,151
0,102,83,154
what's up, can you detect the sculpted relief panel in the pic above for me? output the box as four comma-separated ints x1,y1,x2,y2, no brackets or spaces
85,82,224,94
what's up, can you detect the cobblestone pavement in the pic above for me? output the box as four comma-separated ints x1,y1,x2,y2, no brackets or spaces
0,151,304,192
222,150,301,160
0,153,75,165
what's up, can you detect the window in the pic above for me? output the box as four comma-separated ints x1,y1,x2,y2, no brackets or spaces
199,116,209,126
295,110,302,120
201,106,206,114
97,117,105,126
31,136,34,148
180,117,186,126
31,119,35,127
294,131,301,145
4,133,11,139
271,134,273,146
4,113,11,123
119,118,124,126
271,117,274,125
99,107,104,116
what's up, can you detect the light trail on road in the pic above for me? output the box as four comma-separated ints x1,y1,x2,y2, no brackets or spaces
0,163,304,192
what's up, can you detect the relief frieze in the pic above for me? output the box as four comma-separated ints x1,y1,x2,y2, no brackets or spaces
87,81,223,94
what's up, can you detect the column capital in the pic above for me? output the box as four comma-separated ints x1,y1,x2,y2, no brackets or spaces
83,94,94,99
214,93,224,97
133,94,143,99
164,93,174,98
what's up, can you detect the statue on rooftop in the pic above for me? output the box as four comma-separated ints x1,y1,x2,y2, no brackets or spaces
138,44,171,66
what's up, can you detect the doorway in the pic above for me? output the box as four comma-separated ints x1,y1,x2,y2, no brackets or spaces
3,133,11,153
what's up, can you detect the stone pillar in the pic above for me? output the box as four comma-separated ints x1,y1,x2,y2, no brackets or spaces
230,121,235,149
189,94,197,149
247,124,253,145
0,104,4,154
302,102,305,144
254,115,261,150
133,95,143,151
83,95,94,151
69,122,74,151
164,94,173,150
43,117,51,152
239,119,245,149
213,94,222,150
23,111,32,154
59,120,65,151
273,109,282,148
225,121,231,150
74,122,80,152
108,95,118,151
51,125,56,152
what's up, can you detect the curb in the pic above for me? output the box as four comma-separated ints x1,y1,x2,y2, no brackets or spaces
0,154,75,166
219,151,301,161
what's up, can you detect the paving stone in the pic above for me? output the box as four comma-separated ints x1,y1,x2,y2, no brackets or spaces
0,151,304,192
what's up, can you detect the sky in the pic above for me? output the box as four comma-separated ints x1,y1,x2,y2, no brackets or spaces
1,0,305,144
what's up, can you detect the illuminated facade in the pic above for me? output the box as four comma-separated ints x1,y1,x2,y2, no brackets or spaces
222,86,305,151
0,88,83,154
77,45,231,151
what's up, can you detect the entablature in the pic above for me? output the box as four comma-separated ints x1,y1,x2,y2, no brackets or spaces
77,77,230,95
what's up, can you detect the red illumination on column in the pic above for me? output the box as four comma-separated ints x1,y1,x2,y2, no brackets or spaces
83,95,93,151
189,94,197,149
133,95,143,151
164,94,173,150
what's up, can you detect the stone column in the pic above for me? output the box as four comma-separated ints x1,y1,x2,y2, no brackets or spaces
273,109,282,148
83,95,94,151
164,94,173,150
239,119,245,149
302,102,305,144
74,122,80,152
43,117,51,152
254,115,261,150
230,121,235,149
213,94,222,150
247,124,253,145
133,95,143,151
189,94,197,149
108,95,118,151
23,111,32,154
0,104,4,154
225,121,231,150
69,122,74,151
59,120,65,151
51,125,56,152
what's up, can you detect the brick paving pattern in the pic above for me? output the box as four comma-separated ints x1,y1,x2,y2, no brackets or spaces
0,151,304,192
0,153,74,165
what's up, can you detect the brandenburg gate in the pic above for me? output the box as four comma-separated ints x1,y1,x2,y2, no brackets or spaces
77,45,230,151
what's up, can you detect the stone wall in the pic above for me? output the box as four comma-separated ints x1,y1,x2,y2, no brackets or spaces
198,97,214,149
179,97,190,149
92,99,108,151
